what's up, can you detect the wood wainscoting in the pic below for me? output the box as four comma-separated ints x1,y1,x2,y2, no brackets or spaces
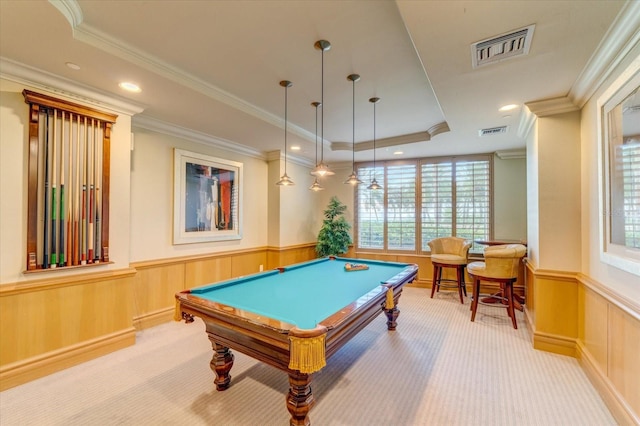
524,263,640,425
130,244,318,330
0,268,137,391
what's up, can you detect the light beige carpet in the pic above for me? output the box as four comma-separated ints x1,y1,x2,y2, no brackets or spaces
0,287,616,425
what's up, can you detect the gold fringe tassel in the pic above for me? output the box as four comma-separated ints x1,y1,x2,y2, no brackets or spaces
174,300,182,322
289,334,326,374
385,287,395,310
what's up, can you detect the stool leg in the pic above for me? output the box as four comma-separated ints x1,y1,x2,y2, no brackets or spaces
505,281,517,329
430,264,439,298
456,266,464,304
470,277,480,322
461,266,468,297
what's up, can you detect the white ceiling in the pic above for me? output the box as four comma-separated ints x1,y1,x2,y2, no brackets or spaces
0,0,631,166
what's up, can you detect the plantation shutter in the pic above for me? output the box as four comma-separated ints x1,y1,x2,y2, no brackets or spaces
421,162,453,249
387,164,417,250
455,160,490,252
621,142,640,248
356,166,384,249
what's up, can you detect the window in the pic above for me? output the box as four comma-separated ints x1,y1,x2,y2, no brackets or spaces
598,57,640,276
618,142,640,248
356,155,492,253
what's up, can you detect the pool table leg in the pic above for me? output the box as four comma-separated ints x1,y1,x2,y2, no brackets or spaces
209,339,234,391
286,371,314,426
383,306,400,330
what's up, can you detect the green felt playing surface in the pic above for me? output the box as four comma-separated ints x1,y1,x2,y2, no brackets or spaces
190,257,409,329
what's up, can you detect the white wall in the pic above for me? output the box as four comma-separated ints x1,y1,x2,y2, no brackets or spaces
0,80,133,284
316,164,358,242
129,128,268,262
494,155,527,240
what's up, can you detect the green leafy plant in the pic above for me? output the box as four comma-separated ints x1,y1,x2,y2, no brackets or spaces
316,196,352,257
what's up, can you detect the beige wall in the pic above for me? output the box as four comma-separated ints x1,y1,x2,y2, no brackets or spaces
537,111,582,271
493,155,527,240
277,159,323,247
129,129,269,262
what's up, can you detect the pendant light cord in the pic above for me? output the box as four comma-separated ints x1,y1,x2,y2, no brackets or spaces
352,77,355,167
320,49,324,164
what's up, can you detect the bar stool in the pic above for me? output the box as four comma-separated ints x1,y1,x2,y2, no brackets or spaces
428,237,472,304
467,244,526,329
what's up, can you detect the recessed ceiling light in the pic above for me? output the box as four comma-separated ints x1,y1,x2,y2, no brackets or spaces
119,82,141,93
499,104,518,112
393,151,403,155
65,62,80,70
291,146,301,151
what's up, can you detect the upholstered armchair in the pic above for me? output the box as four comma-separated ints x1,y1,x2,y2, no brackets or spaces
467,244,527,328
428,237,472,303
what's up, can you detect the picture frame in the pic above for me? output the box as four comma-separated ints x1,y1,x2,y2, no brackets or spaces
173,149,243,244
597,55,640,276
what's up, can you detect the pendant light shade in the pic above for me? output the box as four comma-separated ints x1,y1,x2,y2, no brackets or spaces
310,40,334,178
276,80,295,186
367,97,383,190
309,101,324,191
344,74,362,185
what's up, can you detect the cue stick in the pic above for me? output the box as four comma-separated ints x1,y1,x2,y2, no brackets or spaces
94,123,101,262
50,109,58,268
87,119,95,263
81,116,87,265
59,111,66,267
73,114,81,266
66,113,73,266
42,110,50,269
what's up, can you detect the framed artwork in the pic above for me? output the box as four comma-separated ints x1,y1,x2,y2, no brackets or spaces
597,55,640,276
173,149,243,244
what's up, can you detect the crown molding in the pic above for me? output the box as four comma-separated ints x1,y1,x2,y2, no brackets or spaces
330,123,449,152
265,150,316,168
524,96,579,118
569,0,640,108
523,2,640,122
48,0,83,27
133,115,265,160
495,149,526,160
517,106,536,139
0,57,144,116
50,0,316,145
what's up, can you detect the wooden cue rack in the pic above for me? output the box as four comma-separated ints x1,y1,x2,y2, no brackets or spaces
23,90,118,272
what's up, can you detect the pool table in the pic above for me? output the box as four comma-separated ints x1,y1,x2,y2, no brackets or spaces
175,256,418,426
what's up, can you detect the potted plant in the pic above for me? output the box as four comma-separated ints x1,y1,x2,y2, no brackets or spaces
316,196,352,257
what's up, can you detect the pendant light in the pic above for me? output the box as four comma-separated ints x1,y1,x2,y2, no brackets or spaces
276,80,294,186
310,40,334,178
367,97,382,190
309,101,324,191
344,73,363,185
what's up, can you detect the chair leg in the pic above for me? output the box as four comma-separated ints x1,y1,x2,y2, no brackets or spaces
456,266,464,304
470,277,480,322
461,266,468,297
430,264,439,298
505,281,517,329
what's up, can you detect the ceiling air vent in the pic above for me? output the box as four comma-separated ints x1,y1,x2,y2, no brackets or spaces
479,126,508,137
471,25,535,68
